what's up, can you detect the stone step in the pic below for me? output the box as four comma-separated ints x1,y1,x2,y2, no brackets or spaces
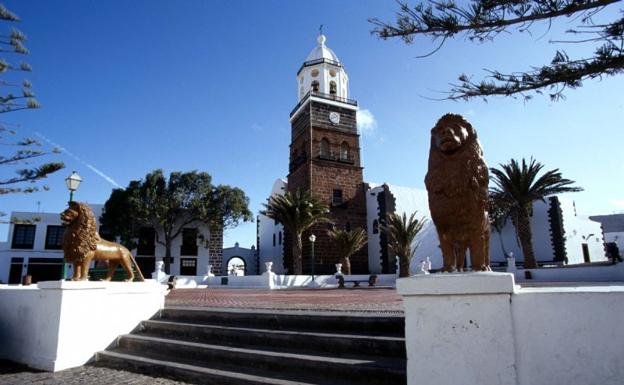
160,307,404,337
140,319,406,358
96,350,339,385
112,334,405,385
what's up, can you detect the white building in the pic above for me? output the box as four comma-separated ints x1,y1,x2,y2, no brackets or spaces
588,213,624,258
0,204,228,283
258,180,606,273
366,184,606,272
0,206,102,284
257,179,286,274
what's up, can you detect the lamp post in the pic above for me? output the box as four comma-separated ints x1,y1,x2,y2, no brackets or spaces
309,234,316,284
63,171,81,280
65,171,82,202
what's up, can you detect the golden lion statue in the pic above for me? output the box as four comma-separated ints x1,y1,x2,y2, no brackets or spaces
425,113,491,272
61,201,144,281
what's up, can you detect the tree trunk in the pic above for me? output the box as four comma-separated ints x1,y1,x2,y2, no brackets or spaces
164,239,172,274
341,256,352,275
516,211,537,269
292,234,303,275
399,254,410,277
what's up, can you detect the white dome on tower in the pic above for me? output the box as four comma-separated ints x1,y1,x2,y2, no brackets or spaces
296,33,349,102
305,34,340,63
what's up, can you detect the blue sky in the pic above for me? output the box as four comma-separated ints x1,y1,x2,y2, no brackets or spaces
2,0,623,248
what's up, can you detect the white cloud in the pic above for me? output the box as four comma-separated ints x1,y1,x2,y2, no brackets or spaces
610,199,624,209
251,123,264,132
357,109,377,135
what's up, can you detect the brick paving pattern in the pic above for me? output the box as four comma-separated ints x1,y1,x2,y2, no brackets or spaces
0,361,192,385
165,287,404,313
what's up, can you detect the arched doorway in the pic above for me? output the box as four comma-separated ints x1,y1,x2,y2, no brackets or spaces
227,256,246,276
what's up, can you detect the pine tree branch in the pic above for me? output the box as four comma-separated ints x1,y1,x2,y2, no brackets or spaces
448,52,624,101
370,0,620,41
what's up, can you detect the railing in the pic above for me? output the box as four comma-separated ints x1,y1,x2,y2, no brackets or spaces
318,152,355,165
297,58,342,75
290,91,358,117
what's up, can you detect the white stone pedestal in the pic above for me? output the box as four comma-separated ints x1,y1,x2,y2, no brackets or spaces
0,280,166,371
397,273,517,385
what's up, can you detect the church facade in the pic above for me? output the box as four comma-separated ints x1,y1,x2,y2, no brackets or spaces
285,34,369,274
258,34,608,274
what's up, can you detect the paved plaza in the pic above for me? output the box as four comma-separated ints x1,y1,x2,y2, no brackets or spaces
165,287,404,313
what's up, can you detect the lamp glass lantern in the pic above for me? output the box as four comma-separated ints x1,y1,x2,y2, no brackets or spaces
65,171,82,202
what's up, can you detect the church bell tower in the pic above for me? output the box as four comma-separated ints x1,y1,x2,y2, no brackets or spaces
286,34,368,274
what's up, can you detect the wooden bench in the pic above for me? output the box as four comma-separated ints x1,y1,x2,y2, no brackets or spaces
336,274,378,288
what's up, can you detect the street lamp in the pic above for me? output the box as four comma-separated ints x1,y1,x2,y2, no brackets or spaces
63,171,81,280
309,234,316,284
65,171,82,202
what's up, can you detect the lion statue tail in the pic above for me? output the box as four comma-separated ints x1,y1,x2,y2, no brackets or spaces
127,251,145,281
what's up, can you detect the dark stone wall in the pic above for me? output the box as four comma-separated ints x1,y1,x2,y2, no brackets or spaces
548,196,568,263
285,100,368,274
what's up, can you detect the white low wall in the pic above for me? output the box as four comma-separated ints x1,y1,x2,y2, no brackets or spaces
172,274,397,289
0,280,166,371
398,273,624,385
517,262,624,282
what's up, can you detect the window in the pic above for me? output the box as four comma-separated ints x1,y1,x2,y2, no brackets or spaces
332,189,343,205
279,231,282,245
273,233,276,247
137,227,156,256
45,225,65,250
180,228,198,256
320,138,330,157
311,80,320,92
12,224,36,249
340,142,349,161
329,80,337,95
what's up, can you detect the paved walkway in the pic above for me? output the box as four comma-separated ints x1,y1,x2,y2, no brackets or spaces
0,361,191,385
165,287,404,314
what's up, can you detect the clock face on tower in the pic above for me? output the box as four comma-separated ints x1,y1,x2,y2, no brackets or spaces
329,111,340,125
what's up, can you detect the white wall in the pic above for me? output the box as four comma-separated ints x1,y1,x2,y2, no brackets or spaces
512,287,624,385
222,243,257,275
559,198,606,263
398,273,624,385
0,280,165,371
257,179,286,274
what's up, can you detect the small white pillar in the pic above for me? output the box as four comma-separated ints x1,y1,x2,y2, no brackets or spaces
397,273,517,385
151,260,168,283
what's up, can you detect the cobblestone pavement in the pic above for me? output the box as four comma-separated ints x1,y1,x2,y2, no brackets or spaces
165,287,404,313
0,361,192,385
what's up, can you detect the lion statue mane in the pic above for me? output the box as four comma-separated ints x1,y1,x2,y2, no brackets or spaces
61,201,143,281
425,113,491,272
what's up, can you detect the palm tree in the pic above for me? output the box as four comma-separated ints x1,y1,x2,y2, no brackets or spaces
262,190,330,275
381,211,427,277
490,158,582,269
328,227,368,275
489,193,511,258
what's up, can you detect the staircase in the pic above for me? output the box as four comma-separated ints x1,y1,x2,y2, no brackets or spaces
95,307,406,385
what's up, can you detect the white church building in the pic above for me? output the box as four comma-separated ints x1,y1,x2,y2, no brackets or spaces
258,33,606,274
